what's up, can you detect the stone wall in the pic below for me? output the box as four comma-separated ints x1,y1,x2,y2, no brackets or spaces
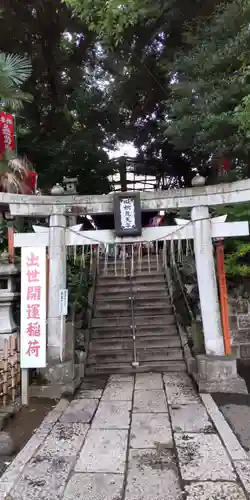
228,282,250,359
178,257,250,360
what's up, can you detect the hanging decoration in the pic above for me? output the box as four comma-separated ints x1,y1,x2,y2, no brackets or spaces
223,159,231,172
0,112,16,158
131,243,134,276
177,239,183,263
155,240,159,271
147,242,151,273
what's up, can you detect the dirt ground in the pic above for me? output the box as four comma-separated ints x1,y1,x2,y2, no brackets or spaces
212,359,250,454
0,397,56,476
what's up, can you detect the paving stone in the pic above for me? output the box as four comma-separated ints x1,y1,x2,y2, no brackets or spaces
75,428,128,473
185,481,247,500
80,378,108,390
0,480,12,498
102,382,133,401
125,448,183,500
37,423,89,458
78,389,103,399
170,404,213,433
60,399,99,423
62,473,124,500
163,372,193,387
42,399,69,424
109,375,134,383
175,433,236,481
135,373,163,390
164,382,199,405
234,460,250,494
133,390,168,413
10,456,74,500
92,401,131,429
0,428,53,486
130,413,173,449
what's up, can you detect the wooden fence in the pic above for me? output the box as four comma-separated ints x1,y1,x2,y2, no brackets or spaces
0,336,20,407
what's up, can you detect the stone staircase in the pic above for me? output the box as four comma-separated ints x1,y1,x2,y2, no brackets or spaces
86,257,186,375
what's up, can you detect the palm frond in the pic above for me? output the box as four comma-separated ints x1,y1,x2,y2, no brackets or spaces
0,53,32,88
0,88,33,110
0,52,32,110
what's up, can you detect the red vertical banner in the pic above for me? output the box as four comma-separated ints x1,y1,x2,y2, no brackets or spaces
0,112,16,158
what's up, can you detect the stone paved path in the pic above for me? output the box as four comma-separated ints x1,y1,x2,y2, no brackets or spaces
1,372,250,499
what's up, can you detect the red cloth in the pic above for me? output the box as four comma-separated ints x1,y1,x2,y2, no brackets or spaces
223,159,230,172
25,171,37,191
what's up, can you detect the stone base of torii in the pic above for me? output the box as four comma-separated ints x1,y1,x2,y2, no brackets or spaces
7,177,250,397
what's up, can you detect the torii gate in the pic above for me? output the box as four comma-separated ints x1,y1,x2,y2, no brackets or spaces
2,177,250,393
14,211,249,361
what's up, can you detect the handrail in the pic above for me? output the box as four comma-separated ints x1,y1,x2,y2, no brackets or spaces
163,252,194,324
128,275,139,368
172,261,195,322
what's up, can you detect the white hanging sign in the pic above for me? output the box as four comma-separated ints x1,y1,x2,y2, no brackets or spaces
59,289,68,316
120,198,136,230
20,247,47,368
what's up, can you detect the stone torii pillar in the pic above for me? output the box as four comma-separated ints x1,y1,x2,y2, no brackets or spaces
191,206,224,356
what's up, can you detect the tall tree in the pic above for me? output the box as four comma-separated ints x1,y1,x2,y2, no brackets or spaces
0,1,120,194
65,0,226,186
163,0,250,179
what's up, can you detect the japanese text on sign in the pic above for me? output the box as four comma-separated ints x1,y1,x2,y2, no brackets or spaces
0,112,15,158
120,198,136,230
20,247,46,368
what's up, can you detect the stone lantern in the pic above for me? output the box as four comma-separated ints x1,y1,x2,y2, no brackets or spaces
0,250,20,351
191,173,206,187
50,183,65,196
62,176,78,195
62,177,78,226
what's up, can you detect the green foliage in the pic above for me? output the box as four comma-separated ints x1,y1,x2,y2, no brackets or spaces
215,203,250,277
163,0,250,167
64,0,158,44
0,1,120,194
67,253,92,314
0,52,32,110
225,243,250,277
0,219,8,254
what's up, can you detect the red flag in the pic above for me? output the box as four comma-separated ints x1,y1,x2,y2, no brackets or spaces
26,170,37,191
223,159,230,172
0,112,15,158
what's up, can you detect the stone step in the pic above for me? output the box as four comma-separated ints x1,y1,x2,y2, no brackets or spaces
94,303,173,317
100,264,161,274
100,258,160,265
96,286,169,298
96,295,170,306
92,314,175,328
91,325,178,339
98,275,165,286
86,360,187,375
88,348,184,365
89,336,181,352
95,297,171,308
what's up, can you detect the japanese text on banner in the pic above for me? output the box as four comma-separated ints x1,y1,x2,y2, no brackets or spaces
20,247,46,368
